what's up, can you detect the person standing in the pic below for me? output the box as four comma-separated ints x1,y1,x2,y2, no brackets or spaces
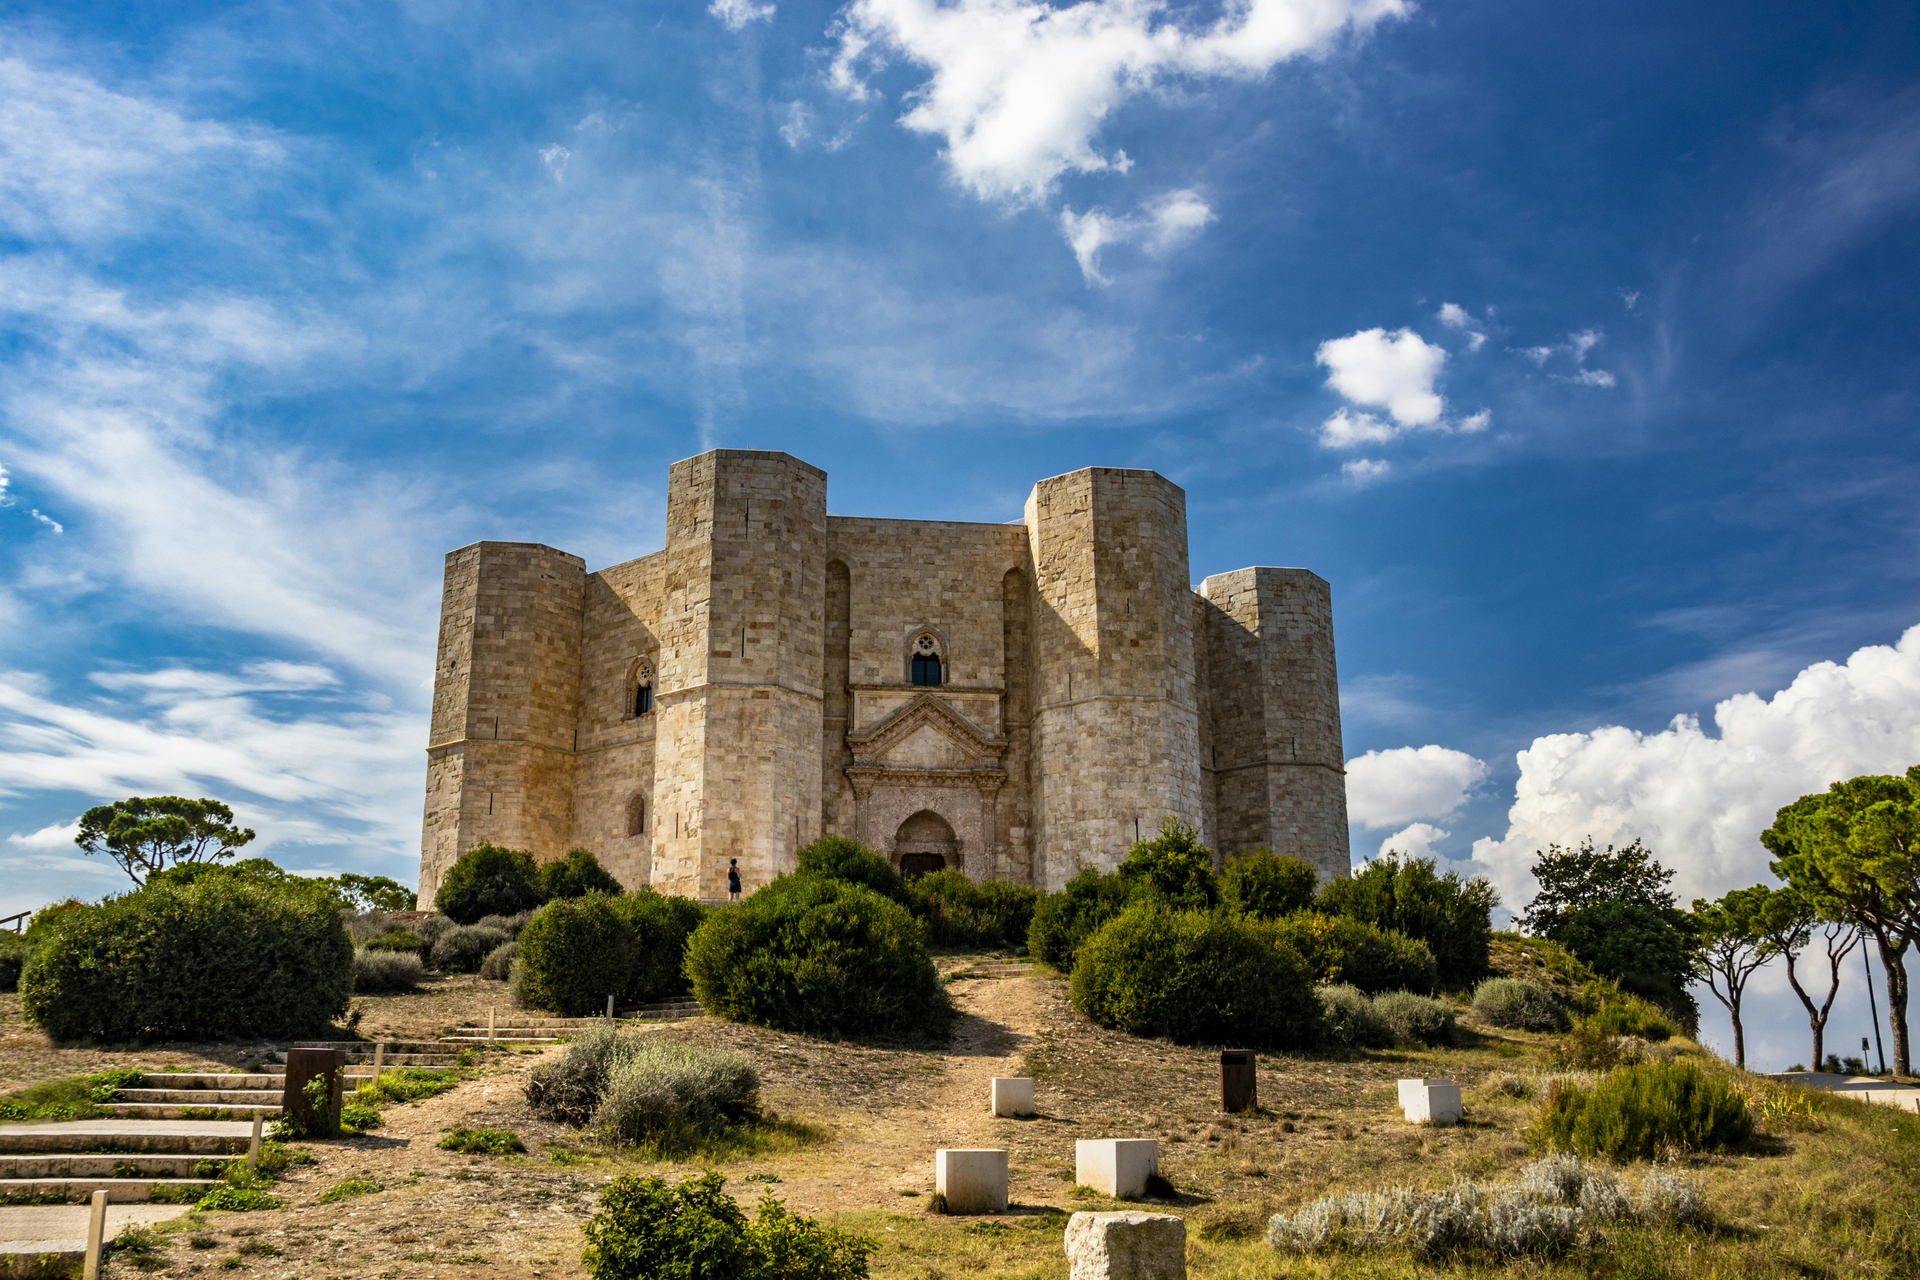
727,858,742,902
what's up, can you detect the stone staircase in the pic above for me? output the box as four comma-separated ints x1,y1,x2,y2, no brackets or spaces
0,1118,250,1206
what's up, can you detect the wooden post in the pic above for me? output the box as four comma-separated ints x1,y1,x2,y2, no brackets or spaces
247,1113,263,1170
488,1006,496,1046
372,1042,385,1080
606,994,614,1024
82,1188,108,1280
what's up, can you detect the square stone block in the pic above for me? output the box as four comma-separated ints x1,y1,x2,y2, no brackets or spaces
1076,1138,1158,1199
1398,1078,1463,1125
992,1077,1035,1117
935,1148,1008,1214
1065,1210,1187,1280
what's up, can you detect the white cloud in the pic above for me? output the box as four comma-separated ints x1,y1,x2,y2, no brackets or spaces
539,144,571,181
1470,623,1920,910
1435,302,1487,350
1059,188,1213,284
1319,410,1396,447
830,0,1409,204
1340,457,1391,486
1317,327,1446,427
1519,327,1615,388
710,0,776,30
1569,369,1616,387
1377,821,1449,861
1521,345,1554,365
1346,744,1489,828
6,820,79,850
29,509,62,533
779,102,813,148
1568,328,1601,360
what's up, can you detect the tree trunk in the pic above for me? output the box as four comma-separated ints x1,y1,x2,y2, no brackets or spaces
1779,952,1823,1070
1812,1021,1824,1073
1881,940,1912,1078
1731,995,1746,1071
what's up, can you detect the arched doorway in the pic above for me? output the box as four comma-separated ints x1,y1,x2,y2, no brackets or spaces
894,809,957,877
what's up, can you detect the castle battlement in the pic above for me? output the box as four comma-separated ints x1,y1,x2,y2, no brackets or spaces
418,450,1348,902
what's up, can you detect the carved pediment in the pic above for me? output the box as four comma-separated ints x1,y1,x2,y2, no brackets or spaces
845,692,1007,771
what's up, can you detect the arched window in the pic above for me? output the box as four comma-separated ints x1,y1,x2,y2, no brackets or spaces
625,794,646,838
630,660,654,717
910,634,942,687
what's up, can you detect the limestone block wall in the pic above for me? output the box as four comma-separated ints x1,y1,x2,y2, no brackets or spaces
569,552,668,889
1199,567,1350,883
1025,469,1205,889
419,541,586,905
648,451,828,899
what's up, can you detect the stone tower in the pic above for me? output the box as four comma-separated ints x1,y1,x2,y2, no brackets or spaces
418,450,1349,904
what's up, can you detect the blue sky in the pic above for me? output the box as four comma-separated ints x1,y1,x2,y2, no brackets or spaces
1,0,1918,1068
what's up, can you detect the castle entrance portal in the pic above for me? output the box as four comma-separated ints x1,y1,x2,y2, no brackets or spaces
894,810,957,877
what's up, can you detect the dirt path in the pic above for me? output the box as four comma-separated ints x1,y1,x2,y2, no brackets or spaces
771,972,1055,1216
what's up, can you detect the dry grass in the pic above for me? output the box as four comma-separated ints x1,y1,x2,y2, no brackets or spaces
0,963,1915,1278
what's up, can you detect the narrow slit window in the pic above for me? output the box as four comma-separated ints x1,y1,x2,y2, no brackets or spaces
635,682,653,715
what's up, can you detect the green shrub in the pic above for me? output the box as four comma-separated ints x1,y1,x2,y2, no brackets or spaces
1582,999,1681,1042
1316,983,1392,1049
435,843,544,924
527,1025,648,1125
1528,1061,1752,1160
906,871,1039,951
21,876,352,1042
475,910,538,937
1473,978,1570,1031
1222,851,1318,920
371,1067,460,1103
353,948,424,992
416,914,457,947
430,925,511,974
685,877,946,1037
0,934,24,993
195,1186,281,1212
517,895,634,1017
794,837,907,903
539,847,625,901
597,1043,761,1145
583,1172,877,1280
1116,817,1219,911
1070,902,1321,1049
608,889,706,1003
1027,868,1131,970
340,1103,382,1130
1317,854,1497,989
1261,912,1438,995
316,1178,383,1204
24,901,87,947
438,1127,525,1155
479,941,518,981
1372,990,1457,1045
362,929,424,956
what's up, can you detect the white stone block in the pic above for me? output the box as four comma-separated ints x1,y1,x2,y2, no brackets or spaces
1064,1210,1186,1280
935,1148,1008,1214
1075,1138,1158,1199
992,1077,1035,1117
1398,1078,1463,1125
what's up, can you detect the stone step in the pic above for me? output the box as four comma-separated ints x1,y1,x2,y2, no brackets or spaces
0,1121,252,1157
116,1089,281,1107
440,1035,557,1044
288,1041,448,1053
0,1201,183,1273
99,1103,279,1121
0,1155,225,1179
267,1052,454,1067
0,1177,218,1203
127,1073,370,1090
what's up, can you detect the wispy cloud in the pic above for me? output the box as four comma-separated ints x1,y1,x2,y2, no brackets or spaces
1059,189,1214,284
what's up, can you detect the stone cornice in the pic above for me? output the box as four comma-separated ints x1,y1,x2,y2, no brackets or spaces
844,691,1008,767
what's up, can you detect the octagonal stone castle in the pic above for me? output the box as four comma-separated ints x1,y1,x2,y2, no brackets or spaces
417,449,1348,904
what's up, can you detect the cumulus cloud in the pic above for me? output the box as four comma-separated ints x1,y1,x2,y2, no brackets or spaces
1318,327,1446,426
1346,744,1489,829
1471,623,1920,909
1340,457,1390,486
710,0,776,30
1059,188,1214,283
830,0,1409,204
1377,821,1449,861
1436,301,1486,351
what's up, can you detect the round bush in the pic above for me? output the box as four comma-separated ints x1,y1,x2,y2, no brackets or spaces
475,910,538,938
907,871,1039,951
608,890,706,1004
1474,977,1570,1031
1372,990,1457,1045
479,941,518,981
1069,902,1322,1049
22,876,352,1042
793,836,907,902
355,948,425,992
1264,912,1439,995
416,914,457,947
539,847,625,901
1222,851,1318,920
1116,817,1219,912
1317,983,1392,1048
1583,999,1680,1042
597,1042,760,1145
1316,853,1497,990
363,929,425,957
1529,1061,1752,1160
430,925,511,974
1027,868,1131,971
685,877,946,1037
518,894,635,1016
435,843,544,924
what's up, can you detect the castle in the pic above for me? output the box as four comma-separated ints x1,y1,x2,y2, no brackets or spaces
417,450,1349,904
